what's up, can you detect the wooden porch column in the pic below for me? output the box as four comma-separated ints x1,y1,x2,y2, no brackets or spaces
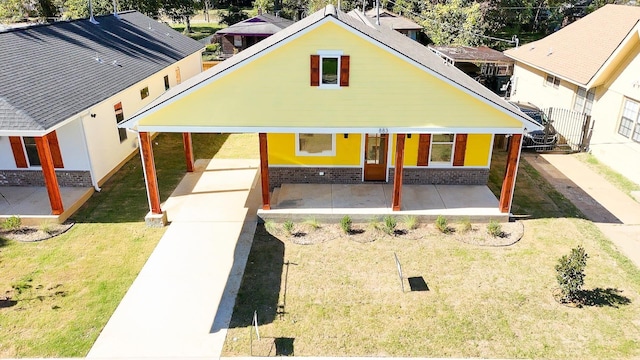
182,132,195,172
139,132,162,214
34,134,63,215
259,133,271,210
499,134,523,213
392,134,406,211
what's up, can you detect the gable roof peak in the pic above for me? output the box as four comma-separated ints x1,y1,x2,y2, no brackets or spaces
324,4,337,17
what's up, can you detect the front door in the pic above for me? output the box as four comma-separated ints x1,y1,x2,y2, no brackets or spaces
364,134,388,181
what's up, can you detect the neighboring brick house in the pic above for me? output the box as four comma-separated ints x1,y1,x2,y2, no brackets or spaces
505,4,640,185
121,6,541,220
214,13,294,57
0,11,203,216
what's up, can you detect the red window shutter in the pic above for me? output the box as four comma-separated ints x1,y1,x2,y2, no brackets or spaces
340,55,350,86
310,55,320,86
47,131,64,168
453,134,468,166
417,134,431,166
9,136,28,168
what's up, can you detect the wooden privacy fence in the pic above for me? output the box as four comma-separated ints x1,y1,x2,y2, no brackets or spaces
543,107,593,152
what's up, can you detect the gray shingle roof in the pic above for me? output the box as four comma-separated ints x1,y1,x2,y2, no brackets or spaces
215,13,294,36
0,11,203,132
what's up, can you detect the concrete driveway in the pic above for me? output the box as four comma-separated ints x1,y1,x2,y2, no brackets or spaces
87,159,260,358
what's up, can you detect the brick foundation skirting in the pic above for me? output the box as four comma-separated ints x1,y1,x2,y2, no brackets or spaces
389,167,489,185
269,167,362,191
0,170,92,187
268,166,489,190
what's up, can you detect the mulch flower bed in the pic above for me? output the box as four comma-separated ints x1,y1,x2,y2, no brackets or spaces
266,220,524,247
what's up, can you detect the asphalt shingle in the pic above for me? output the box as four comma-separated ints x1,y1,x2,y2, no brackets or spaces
0,11,203,132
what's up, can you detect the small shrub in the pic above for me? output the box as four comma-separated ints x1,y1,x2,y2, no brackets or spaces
368,217,381,231
487,220,503,237
2,215,22,231
205,43,221,53
555,245,589,303
304,218,321,231
283,220,295,235
403,215,419,230
39,221,54,235
435,215,449,233
459,218,472,233
340,215,352,234
264,219,277,234
383,215,397,235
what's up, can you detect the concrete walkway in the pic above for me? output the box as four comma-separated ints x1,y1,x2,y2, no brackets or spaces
523,153,640,268
87,158,260,359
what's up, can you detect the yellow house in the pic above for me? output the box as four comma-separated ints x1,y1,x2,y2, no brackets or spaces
122,5,540,223
505,4,640,185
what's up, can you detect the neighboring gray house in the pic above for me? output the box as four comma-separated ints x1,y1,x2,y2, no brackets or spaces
0,11,203,219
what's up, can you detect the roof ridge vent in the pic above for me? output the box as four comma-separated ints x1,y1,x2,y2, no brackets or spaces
325,4,337,17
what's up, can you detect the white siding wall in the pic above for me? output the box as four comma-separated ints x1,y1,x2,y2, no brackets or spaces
0,137,19,169
510,63,577,109
0,120,89,170
82,52,202,184
587,42,640,185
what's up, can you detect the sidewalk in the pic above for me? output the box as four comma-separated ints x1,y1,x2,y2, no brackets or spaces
87,158,260,358
523,153,640,268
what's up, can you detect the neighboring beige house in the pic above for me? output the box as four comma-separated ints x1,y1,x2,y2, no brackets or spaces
0,11,203,219
504,4,640,185
361,9,422,41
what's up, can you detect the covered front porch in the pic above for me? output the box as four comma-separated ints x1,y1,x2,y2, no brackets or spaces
0,186,93,225
259,183,507,222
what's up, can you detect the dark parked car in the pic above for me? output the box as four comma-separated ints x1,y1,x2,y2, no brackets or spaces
510,101,558,150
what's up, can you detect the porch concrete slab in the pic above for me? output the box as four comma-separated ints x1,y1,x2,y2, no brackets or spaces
393,184,445,211
260,183,506,222
332,183,387,209
0,186,93,224
276,184,333,209
88,159,260,359
436,185,500,210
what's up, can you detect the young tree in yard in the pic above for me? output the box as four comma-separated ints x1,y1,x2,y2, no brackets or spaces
555,245,588,304
421,0,488,46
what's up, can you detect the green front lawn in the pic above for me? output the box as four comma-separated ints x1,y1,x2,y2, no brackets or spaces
222,147,640,358
0,133,257,357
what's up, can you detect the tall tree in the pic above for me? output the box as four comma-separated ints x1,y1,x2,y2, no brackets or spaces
421,0,488,46
119,0,162,16
162,0,200,32
0,0,28,21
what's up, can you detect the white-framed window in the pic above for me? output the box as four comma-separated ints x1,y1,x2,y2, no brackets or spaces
429,133,455,166
295,133,336,156
140,86,149,100
164,75,170,91
618,98,640,143
22,137,41,167
233,35,242,47
317,50,343,88
573,87,595,115
545,74,560,88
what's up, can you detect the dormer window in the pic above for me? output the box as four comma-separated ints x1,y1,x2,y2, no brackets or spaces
310,51,350,88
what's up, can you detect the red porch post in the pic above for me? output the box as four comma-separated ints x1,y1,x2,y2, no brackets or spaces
35,134,64,215
139,132,162,214
499,134,523,213
182,132,195,172
392,134,406,211
259,133,271,210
